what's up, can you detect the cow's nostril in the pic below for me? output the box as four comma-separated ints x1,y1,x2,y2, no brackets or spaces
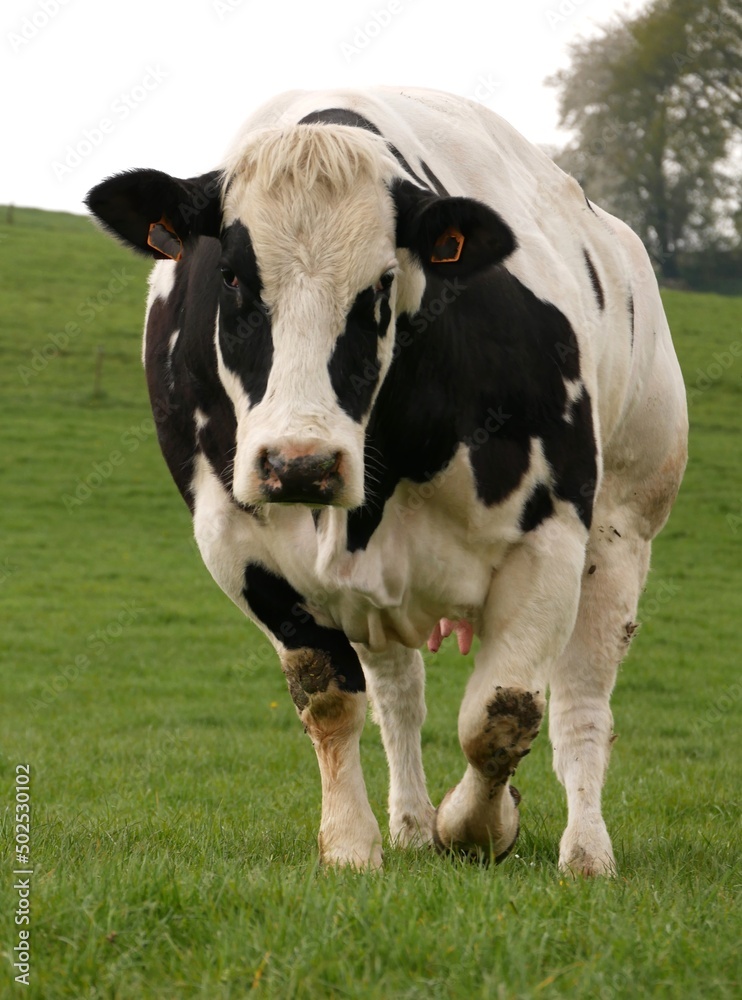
256,449,344,504
259,449,282,486
318,452,341,475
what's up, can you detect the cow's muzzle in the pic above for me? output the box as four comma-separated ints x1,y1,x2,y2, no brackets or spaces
258,448,344,505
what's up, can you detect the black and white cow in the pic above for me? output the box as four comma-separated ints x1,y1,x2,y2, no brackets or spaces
86,86,688,875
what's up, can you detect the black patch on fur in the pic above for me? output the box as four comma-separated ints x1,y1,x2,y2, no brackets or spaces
242,563,365,692
583,248,605,311
419,159,450,196
542,385,597,528
144,236,239,507
328,285,390,422
299,107,435,193
346,267,594,550
628,292,635,350
299,108,383,135
218,220,273,406
519,483,554,533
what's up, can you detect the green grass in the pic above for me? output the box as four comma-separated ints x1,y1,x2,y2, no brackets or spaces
1,206,740,999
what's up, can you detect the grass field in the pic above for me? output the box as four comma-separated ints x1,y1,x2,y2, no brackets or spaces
0,206,740,999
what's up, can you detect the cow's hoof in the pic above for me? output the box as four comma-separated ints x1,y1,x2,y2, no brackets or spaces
433,783,520,864
319,841,384,871
318,824,383,871
558,825,616,877
390,805,436,848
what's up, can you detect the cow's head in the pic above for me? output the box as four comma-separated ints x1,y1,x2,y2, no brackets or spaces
86,125,516,509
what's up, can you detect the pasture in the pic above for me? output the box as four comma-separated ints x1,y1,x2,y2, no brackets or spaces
0,206,740,998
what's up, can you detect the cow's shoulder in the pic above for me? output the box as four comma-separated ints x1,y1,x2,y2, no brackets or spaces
348,266,598,551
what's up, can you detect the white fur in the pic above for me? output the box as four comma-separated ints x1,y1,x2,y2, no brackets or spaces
143,260,176,364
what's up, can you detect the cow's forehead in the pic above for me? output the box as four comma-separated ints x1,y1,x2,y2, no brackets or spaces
227,187,397,301
220,125,400,298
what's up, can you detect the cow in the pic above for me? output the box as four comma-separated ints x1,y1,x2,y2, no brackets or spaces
85,86,688,875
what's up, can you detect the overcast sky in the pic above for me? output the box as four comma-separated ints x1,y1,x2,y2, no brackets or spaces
2,0,648,216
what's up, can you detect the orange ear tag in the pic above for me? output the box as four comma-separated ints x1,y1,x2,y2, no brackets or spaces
147,217,183,261
430,226,465,263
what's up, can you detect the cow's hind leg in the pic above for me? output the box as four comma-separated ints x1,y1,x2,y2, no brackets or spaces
549,504,652,876
281,645,382,869
357,644,436,848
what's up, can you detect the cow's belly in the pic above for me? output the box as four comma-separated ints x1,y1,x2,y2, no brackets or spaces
309,520,499,650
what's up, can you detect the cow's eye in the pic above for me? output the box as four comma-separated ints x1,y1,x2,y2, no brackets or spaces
221,267,239,289
374,271,395,295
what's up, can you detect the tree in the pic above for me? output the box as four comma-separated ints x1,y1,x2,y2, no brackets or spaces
548,0,742,279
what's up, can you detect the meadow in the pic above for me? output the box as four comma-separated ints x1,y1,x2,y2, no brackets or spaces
0,206,740,999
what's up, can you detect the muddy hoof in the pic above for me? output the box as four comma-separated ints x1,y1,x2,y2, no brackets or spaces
432,784,521,865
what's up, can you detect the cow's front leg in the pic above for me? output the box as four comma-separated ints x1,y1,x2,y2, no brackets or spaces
435,519,586,861
357,644,435,848
281,647,382,869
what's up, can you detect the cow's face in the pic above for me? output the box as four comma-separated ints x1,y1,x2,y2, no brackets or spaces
86,126,516,509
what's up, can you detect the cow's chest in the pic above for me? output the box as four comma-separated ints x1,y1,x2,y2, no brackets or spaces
192,446,539,652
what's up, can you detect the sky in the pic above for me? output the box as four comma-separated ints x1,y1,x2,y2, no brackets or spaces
2,0,649,216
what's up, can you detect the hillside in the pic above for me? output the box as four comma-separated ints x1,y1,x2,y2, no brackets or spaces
1,205,740,999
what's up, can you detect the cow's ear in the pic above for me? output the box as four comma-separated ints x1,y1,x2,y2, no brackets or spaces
85,168,223,260
393,179,516,277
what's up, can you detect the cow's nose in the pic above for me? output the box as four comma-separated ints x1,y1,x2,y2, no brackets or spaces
258,449,344,505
